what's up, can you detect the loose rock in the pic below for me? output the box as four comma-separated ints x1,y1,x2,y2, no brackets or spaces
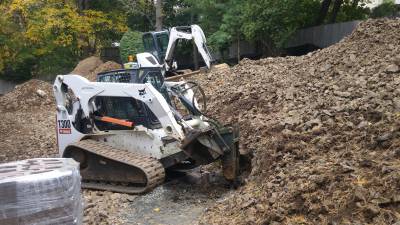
197,18,400,225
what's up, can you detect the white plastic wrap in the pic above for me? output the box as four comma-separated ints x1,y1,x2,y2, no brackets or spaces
0,158,82,225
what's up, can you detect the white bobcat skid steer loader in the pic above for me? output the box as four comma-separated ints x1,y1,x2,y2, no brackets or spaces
53,75,239,193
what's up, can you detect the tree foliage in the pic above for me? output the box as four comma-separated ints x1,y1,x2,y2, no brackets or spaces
119,0,156,32
335,1,371,22
120,30,144,63
0,0,386,81
240,0,320,52
315,0,371,25
371,0,399,18
0,0,127,81
187,0,320,55
184,0,373,57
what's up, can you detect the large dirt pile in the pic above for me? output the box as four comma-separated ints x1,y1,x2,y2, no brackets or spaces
71,56,103,78
86,61,122,81
199,19,400,225
0,79,53,112
70,55,122,81
71,57,121,81
0,79,56,162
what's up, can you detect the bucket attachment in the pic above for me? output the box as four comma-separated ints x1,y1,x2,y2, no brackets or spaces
181,124,240,181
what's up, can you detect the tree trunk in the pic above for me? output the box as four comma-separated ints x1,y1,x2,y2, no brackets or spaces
155,0,163,31
315,0,332,25
329,0,343,23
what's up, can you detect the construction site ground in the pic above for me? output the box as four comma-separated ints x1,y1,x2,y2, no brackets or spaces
0,18,399,225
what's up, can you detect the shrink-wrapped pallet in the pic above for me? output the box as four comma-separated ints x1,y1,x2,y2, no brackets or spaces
0,158,82,225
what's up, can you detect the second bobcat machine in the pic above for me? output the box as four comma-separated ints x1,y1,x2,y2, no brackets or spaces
54,74,239,193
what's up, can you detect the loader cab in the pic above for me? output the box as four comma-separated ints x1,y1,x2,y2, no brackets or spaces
93,95,161,131
142,30,169,64
95,68,171,130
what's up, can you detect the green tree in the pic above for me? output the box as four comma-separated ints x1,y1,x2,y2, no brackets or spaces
208,31,231,61
335,1,371,22
315,0,370,25
240,0,320,54
0,0,127,81
120,30,145,63
187,0,321,54
184,0,227,35
219,0,244,63
120,0,155,32
371,0,398,18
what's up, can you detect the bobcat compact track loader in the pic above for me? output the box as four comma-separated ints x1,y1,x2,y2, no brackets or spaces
54,75,239,193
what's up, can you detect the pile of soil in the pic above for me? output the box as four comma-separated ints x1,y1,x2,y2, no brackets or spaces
0,79,53,112
0,79,56,162
87,61,122,81
71,57,121,81
71,56,103,79
198,18,400,224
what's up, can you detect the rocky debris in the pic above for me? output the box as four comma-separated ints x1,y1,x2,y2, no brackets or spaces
0,109,57,162
0,79,53,112
36,89,46,98
197,18,400,225
386,64,400,73
71,56,103,78
83,190,134,225
0,79,56,163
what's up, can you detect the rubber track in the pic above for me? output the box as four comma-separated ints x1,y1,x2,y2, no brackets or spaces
69,139,165,194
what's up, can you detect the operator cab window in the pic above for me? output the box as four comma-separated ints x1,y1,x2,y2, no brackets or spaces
142,70,172,106
143,33,159,59
93,96,160,130
97,71,133,83
143,71,163,90
156,33,169,54
143,34,156,51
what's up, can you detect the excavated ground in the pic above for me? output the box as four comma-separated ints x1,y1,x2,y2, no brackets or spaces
195,18,400,225
0,18,399,225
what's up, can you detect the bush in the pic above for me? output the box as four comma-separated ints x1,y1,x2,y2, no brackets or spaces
120,30,144,63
